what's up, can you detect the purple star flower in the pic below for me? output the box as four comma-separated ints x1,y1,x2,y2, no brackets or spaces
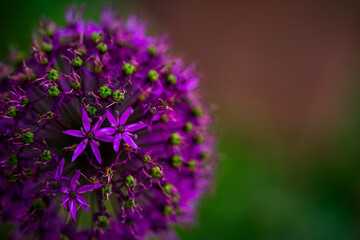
63,108,114,164
46,158,69,194
106,107,147,151
62,170,102,221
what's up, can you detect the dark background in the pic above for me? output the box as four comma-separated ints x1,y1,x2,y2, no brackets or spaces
1,0,360,239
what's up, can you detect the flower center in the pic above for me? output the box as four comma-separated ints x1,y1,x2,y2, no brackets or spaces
118,126,125,133
70,191,77,198
86,132,94,139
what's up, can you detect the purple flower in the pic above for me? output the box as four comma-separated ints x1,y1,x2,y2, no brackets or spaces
106,107,147,151
46,158,69,193
62,170,102,221
63,108,114,164
0,6,216,240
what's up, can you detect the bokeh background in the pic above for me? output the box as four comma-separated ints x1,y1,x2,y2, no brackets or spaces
1,0,360,239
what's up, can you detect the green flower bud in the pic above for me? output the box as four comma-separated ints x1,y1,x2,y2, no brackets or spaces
160,114,168,123
138,93,145,102
103,185,112,194
99,85,112,99
41,43,53,53
142,154,152,163
47,69,59,82
200,152,209,160
50,181,59,189
149,107,156,115
7,106,17,117
97,43,108,53
194,134,204,144
122,63,135,76
162,205,172,217
77,46,87,56
187,159,197,170
171,155,183,168
97,215,109,228
24,168,34,178
166,74,177,85
91,33,102,42
71,56,83,68
169,132,181,145
47,86,60,97
184,122,193,133
147,46,157,57
40,150,52,162
147,70,159,82
22,131,34,144
8,153,18,166
125,175,136,188
124,198,135,209
163,183,173,195
150,166,162,179
72,82,80,90
21,97,29,105
192,106,203,117
112,90,124,102
30,199,45,211
6,172,16,183
86,106,97,117
40,57,49,65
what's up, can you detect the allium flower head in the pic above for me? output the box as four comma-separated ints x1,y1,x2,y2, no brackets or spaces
0,6,216,239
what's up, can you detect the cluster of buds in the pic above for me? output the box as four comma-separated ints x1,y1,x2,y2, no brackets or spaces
0,6,215,240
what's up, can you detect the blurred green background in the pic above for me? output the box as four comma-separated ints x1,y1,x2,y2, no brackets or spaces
1,0,360,239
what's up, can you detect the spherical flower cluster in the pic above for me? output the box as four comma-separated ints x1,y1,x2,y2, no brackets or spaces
0,6,216,239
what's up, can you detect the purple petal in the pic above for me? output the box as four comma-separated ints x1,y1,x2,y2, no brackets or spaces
95,134,114,143
63,194,70,209
82,108,91,132
61,186,70,194
77,183,102,193
92,116,105,133
125,123,147,132
55,158,65,180
90,140,102,164
95,127,116,137
76,195,89,212
69,199,77,221
71,170,81,191
63,130,86,138
113,133,122,152
120,107,132,126
106,110,118,127
72,139,89,162
122,132,140,149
